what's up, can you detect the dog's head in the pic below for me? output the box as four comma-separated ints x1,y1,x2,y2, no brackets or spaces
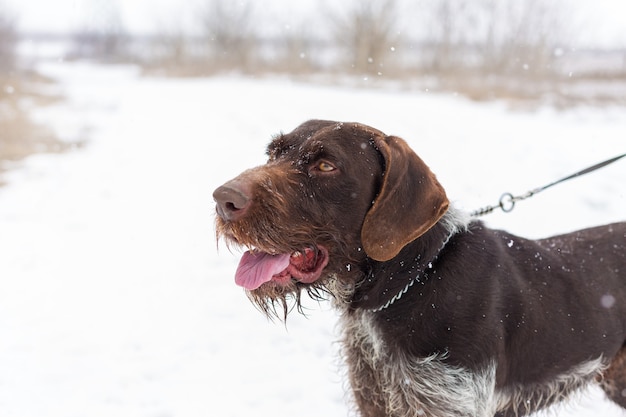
213,120,448,318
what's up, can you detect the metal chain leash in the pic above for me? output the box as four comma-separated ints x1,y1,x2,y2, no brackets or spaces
470,153,626,217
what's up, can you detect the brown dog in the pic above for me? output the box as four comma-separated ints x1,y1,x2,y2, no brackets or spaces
213,120,626,417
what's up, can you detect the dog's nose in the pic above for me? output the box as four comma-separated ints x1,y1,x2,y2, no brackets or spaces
213,181,251,221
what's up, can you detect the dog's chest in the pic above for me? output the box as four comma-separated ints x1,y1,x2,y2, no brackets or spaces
340,310,499,417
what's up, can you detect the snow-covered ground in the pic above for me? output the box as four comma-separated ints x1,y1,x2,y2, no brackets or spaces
0,62,624,417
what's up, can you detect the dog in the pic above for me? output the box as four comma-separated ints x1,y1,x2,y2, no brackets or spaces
213,119,626,416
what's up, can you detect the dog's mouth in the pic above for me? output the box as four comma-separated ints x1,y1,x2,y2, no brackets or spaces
234,245,329,290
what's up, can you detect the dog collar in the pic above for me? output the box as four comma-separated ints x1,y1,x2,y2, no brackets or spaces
368,230,455,313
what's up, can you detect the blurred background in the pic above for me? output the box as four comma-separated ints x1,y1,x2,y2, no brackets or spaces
0,2,625,417
1,0,625,172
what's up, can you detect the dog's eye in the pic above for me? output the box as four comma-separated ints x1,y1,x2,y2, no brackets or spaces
316,161,336,172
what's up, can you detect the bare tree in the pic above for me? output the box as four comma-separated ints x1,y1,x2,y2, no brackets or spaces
273,24,318,74
419,0,479,73
151,19,191,70
479,0,571,78
330,0,401,74
197,0,258,72
0,2,17,73
412,0,575,87
70,0,127,60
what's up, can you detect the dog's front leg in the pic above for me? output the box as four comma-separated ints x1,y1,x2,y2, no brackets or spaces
346,350,388,417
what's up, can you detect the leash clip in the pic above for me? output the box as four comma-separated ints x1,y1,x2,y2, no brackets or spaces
498,192,515,213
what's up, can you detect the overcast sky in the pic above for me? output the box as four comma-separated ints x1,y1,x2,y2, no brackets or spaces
3,0,626,48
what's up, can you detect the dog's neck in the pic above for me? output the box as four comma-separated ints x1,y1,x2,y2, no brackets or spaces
350,208,469,312
367,229,455,312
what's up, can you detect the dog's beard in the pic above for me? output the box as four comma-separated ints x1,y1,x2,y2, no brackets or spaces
246,279,331,321
216,214,366,320
246,273,360,321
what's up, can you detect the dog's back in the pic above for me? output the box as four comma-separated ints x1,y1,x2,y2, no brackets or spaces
475,222,626,415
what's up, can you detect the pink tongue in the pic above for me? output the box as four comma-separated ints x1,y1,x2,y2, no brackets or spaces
235,251,291,290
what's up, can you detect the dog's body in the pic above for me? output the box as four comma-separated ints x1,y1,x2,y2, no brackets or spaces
343,216,626,416
213,120,626,416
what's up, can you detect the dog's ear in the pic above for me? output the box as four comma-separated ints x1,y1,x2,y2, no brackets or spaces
361,135,449,262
